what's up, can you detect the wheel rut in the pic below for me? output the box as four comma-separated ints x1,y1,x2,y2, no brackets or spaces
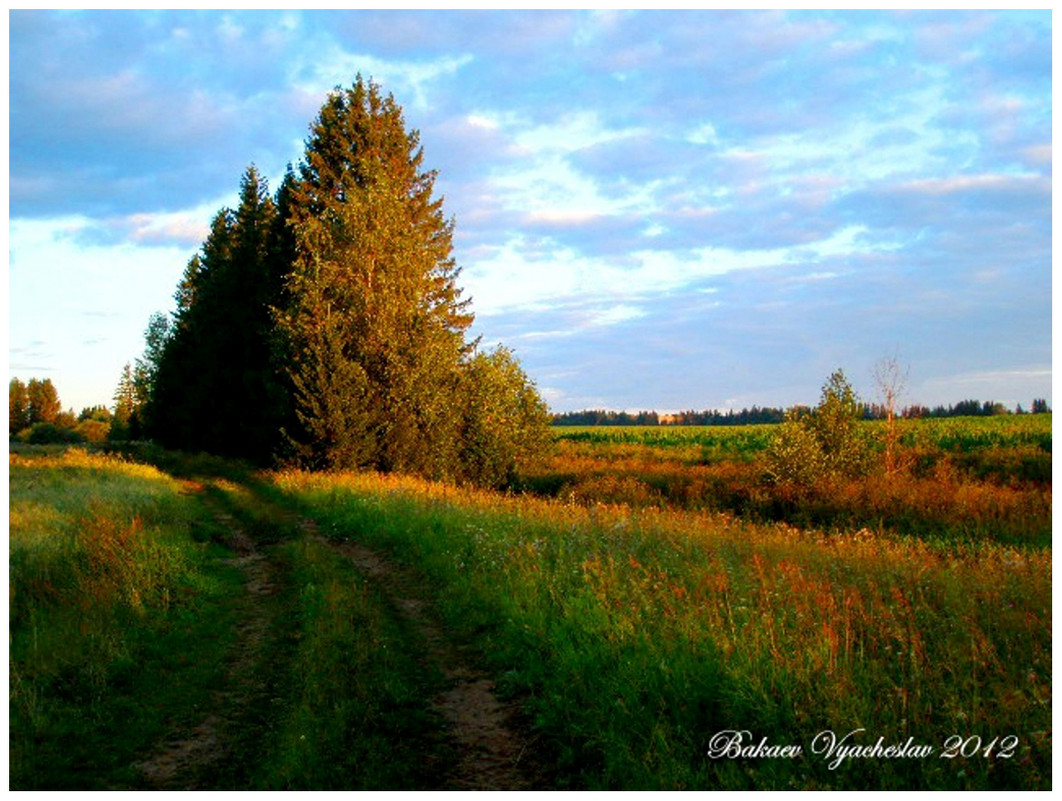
132,485,279,789
132,478,543,790
301,518,540,790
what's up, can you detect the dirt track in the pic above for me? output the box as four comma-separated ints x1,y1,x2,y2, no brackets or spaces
133,480,541,790
305,520,537,790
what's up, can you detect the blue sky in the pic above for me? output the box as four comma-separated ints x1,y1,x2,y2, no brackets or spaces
8,9,1053,414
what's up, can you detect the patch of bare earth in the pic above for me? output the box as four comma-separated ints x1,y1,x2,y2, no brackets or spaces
302,519,542,790
132,490,277,789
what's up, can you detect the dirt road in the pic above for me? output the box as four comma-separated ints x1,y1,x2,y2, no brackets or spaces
132,479,542,790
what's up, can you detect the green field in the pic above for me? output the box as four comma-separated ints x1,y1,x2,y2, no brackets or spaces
9,417,1053,789
554,414,1052,454
529,416,1052,547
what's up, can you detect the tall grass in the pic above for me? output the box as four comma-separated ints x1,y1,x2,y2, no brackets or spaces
523,416,1052,546
272,467,1051,790
9,448,242,789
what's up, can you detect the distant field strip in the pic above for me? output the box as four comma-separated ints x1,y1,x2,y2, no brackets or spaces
553,415,1053,453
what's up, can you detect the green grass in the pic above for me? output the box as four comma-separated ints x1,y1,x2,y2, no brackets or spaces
9,449,245,789
191,474,453,789
10,449,454,790
272,467,1052,790
257,536,451,789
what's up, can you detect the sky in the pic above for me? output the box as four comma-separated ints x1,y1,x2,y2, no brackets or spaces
7,9,1054,414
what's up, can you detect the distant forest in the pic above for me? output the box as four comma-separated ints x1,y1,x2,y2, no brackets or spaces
553,398,1051,426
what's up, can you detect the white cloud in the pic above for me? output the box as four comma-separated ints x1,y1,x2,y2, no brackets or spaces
897,173,1047,195
294,48,473,110
464,224,898,317
510,110,645,155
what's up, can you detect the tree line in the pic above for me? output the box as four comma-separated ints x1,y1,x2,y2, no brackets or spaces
552,407,788,426
119,76,551,488
9,377,116,444
554,398,1050,426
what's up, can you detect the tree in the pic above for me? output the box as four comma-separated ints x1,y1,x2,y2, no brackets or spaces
78,405,112,423
26,378,61,425
147,165,288,461
767,369,873,486
873,354,908,475
111,363,138,440
10,378,29,435
138,76,550,484
278,76,477,475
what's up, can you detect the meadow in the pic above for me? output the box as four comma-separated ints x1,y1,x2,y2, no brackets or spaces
9,448,245,788
8,414,1053,789
272,424,1052,789
523,416,1052,547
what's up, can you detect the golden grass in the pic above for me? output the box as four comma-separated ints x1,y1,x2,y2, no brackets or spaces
272,464,1051,787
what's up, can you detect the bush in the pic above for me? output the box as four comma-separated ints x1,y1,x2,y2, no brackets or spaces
23,422,85,445
766,369,874,486
75,419,111,443
457,346,553,488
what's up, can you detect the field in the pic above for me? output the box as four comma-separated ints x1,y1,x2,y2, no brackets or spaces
8,415,1053,789
526,416,1052,547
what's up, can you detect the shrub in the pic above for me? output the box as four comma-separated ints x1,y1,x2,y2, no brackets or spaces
75,419,111,443
766,369,874,486
457,346,553,488
23,422,85,445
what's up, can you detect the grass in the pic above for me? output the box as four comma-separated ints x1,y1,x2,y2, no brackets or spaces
10,417,1051,790
9,448,245,789
258,535,451,789
187,472,452,789
9,447,452,789
271,465,1051,790
521,415,1052,546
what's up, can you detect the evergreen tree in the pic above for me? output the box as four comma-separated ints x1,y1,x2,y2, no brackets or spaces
148,165,286,461
279,76,475,475
113,363,136,423
111,363,138,440
139,76,551,484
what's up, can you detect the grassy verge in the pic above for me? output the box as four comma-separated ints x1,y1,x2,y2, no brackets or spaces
9,448,244,789
271,467,1051,790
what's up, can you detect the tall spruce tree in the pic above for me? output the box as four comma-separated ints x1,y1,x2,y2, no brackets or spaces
148,165,287,461
278,76,475,474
